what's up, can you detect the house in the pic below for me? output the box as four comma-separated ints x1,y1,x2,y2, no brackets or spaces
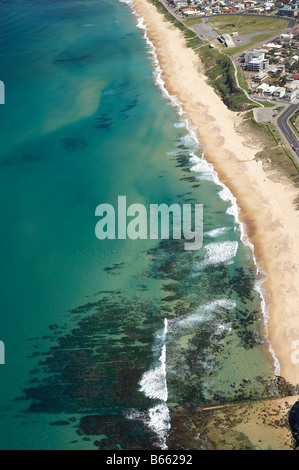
278,3,299,17
171,0,189,7
264,2,275,8
182,8,200,16
268,64,285,75
264,42,282,49
280,34,293,40
272,87,286,98
289,74,299,81
264,85,277,96
256,83,270,95
285,89,299,100
252,71,268,83
288,80,299,89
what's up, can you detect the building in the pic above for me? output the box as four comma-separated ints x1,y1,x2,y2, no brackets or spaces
288,80,299,90
171,0,189,8
272,87,286,98
278,3,299,17
264,85,277,96
219,34,235,47
285,89,299,100
252,71,268,83
264,2,275,8
280,33,293,40
268,64,285,75
264,42,282,49
182,8,200,16
256,83,270,95
244,50,269,71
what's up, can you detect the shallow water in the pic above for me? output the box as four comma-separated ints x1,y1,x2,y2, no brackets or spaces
0,0,275,450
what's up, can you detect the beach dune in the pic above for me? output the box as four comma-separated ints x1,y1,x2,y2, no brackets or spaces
133,0,299,387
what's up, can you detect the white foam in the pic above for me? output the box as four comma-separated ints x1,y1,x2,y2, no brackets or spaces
205,227,229,238
179,134,197,149
139,349,168,402
189,153,214,181
174,122,186,129
136,318,169,448
168,299,236,334
127,404,170,450
199,241,239,267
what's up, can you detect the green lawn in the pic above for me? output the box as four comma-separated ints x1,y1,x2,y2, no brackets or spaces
208,15,288,36
184,18,203,26
237,67,249,92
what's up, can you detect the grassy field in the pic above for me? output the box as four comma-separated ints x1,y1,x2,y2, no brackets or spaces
237,67,249,92
208,15,288,36
184,18,203,26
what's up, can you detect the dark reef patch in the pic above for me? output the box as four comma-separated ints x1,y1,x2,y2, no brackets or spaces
61,138,88,151
0,154,42,167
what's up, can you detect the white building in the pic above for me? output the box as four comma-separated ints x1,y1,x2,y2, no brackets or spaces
257,83,270,94
264,85,277,96
273,87,286,98
280,33,293,39
245,50,269,71
285,89,299,100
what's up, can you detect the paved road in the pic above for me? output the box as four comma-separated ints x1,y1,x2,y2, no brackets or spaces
276,104,299,159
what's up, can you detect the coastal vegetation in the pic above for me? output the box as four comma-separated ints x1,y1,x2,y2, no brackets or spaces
290,110,299,139
243,113,299,179
198,45,256,111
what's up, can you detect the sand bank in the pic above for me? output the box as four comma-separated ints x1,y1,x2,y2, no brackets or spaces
133,0,299,386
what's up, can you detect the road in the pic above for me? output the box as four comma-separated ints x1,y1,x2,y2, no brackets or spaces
276,104,299,160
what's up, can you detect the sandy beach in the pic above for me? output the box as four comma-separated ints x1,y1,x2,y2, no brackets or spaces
133,0,299,386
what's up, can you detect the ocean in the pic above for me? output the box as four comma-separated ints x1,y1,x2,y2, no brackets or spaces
0,0,277,450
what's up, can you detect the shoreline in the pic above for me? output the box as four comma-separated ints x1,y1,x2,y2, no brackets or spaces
131,0,299,386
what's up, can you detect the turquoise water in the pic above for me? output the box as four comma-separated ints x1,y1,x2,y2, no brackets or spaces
0,0,275,450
